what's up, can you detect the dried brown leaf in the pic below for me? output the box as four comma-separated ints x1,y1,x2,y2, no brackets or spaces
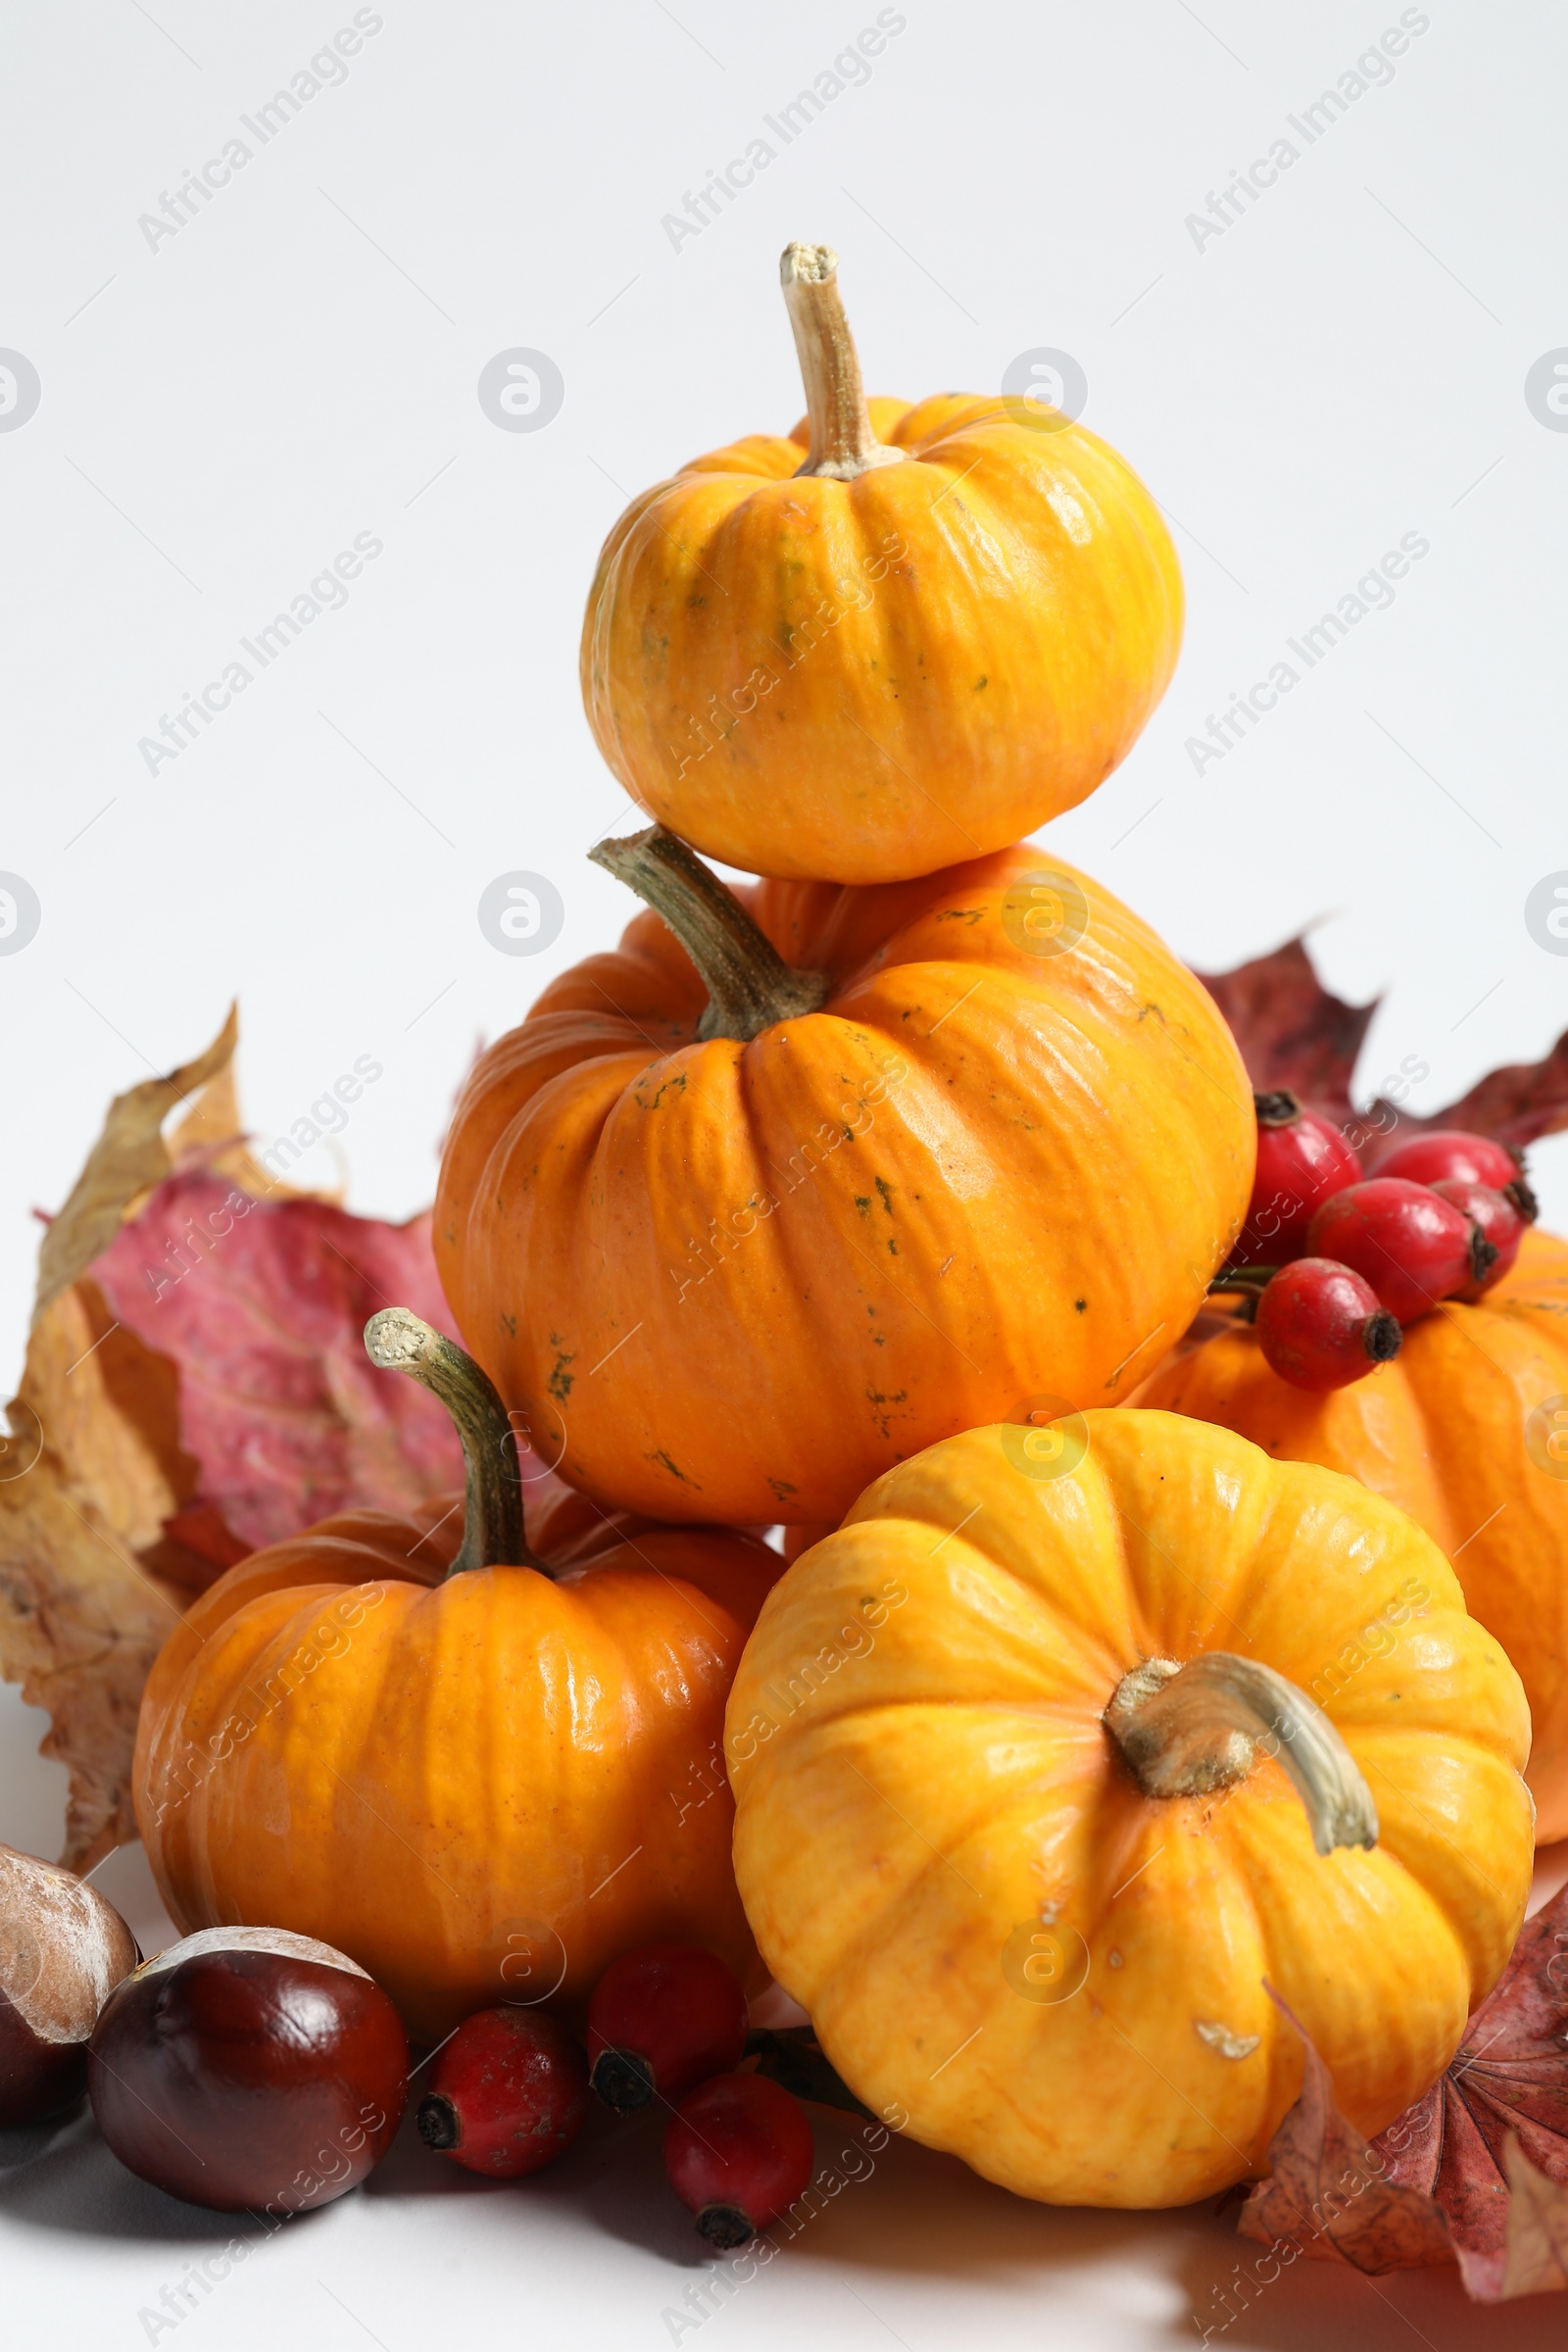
0,1450,185,1871
164,1056,332,1204
32,1006,238,1326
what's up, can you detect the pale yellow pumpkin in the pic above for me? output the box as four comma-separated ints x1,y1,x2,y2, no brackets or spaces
727,1411,1532,2208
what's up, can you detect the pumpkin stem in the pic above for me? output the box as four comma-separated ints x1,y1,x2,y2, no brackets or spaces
588,824,832,1044
362,1309,549,1579
780,243,906,483
1104,1653,1378,1857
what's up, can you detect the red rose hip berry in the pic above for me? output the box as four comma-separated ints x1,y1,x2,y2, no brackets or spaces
1254,1258,1402,1391
1229,1092,1362,1268
663,2071,814,2247
1429,1180,1525,1297
1376,1129,1538,1222
417,2006,588,2177
87,1928,408,2212
587,1942,748,2114
1305,1178,1494,1324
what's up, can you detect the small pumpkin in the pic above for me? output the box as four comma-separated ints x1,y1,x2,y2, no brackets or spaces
580,242,1183,884
726,1411,1532,2210
134,1313,778,2038
1142,1224,1568,1839
434,827,1253,1528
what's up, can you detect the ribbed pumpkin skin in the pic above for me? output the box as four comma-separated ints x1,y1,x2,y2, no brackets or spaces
580,394,1183,884
1142,1227,1568,1839
134,1481,779,2037
726,1413,1532,2210
433,849,1253,1528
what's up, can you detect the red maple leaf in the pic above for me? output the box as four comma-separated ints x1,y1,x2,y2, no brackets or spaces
1238,1884,1568,2300
1197,937,1568,1158
89,1164,463,1563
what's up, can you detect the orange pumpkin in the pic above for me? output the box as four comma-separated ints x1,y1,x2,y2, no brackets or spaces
781,1524,834,1565
1141,1225,1568,1840
134,1313,779,2037
580,243,1183,884
434,828,1253,1528
727,1412,1533,2209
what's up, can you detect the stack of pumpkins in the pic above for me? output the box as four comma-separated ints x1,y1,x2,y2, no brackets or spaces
136,246,1543,2214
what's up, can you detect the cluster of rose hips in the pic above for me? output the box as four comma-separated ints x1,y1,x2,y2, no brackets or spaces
421,1939,813,2247
1214,1094,1538,1392
1,1842,812,2246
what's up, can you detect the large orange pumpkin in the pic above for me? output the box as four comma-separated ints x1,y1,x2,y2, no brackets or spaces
726,1411,1533,2209
134,1313,779,2037
580,243,1183,884
434,829,1253,1528
1141,1225,1568,1839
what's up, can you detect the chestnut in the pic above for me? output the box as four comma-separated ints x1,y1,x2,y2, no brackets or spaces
88,1926,408,2212
1,1839,138,2127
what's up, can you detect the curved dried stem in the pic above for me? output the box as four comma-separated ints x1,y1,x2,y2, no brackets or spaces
1105,1651,1378,1857
363,1309,546,1578
589,825,831,1043
780,242,906,483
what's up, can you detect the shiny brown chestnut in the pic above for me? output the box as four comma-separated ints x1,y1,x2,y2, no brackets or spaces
88,1927,408,2212
1,1840,139,2127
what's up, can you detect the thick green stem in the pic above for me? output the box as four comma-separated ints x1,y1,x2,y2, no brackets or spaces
1104,1652,1379,1857
779,243,906,483
363,1310,547,1578
589,825,831,1043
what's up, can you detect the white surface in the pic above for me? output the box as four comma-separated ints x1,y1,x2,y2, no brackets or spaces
5,1686,1568,2352
3,0,1568,2342
4,1695,1568,2352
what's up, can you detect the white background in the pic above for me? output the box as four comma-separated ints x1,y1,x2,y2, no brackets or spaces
3,1,1567,2344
